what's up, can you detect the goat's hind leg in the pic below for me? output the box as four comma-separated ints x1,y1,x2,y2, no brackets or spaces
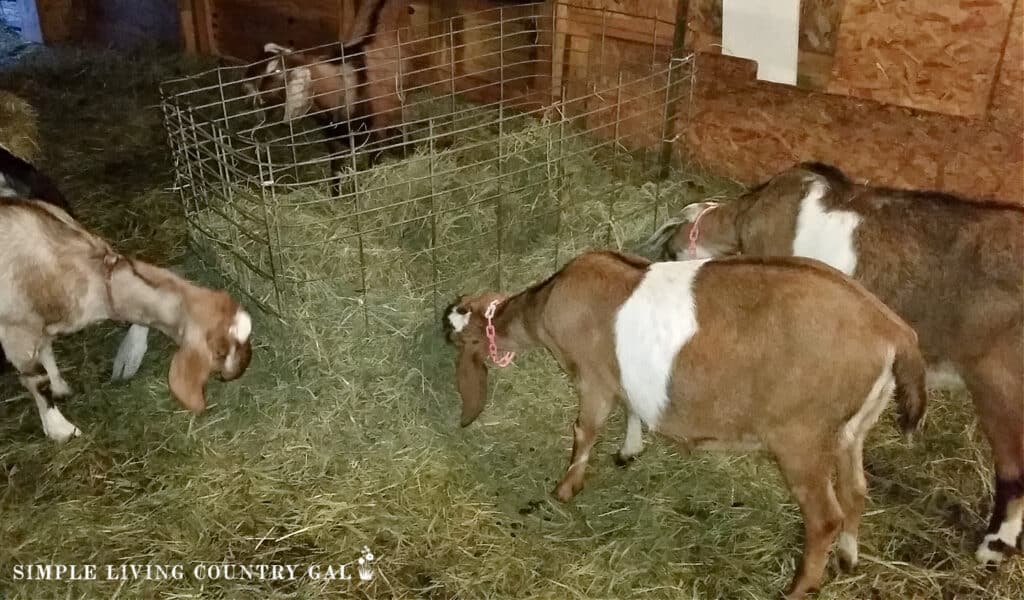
967,333,1024,564
834,366,894,571
2,331,80,442
772,436,843,600
834,438,868,571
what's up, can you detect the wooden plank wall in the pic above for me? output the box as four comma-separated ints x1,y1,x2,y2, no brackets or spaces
33,0,180,47
166,0,1022,203
685,53,1023,203
681,0,1022,203
687,0,844,90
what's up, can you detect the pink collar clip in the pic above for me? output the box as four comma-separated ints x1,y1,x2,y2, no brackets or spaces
688,205,717,258
484,299,515,368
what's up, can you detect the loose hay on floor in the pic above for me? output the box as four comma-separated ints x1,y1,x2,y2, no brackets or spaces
0,44,1021,600
0,89,38,161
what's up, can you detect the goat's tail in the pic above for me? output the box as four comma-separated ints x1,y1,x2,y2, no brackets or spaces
343,0,387,49
892,337,928,436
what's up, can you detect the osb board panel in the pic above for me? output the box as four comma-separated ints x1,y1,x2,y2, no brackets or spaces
685,54,1023,204
688,0,844,54
989,0,1023,128
687,0,841,89
827,0,1014,118
941,121,1023,203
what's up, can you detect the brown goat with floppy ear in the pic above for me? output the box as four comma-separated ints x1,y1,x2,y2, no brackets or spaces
0,199,253,441
444,250,927,600
649,161,1024,566
443,292,509,426
115,260,253,415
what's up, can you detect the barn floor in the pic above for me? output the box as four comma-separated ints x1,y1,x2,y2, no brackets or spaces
0,43,1021,600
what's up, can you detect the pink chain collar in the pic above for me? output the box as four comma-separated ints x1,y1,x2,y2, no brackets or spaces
688,205,718,258
484,299,515,368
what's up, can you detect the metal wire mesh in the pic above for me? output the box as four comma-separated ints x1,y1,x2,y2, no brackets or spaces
160,2,695,328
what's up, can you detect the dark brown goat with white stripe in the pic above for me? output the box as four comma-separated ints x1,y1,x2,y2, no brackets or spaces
242,0,409,179
647,161,1024,565
444,250,927,600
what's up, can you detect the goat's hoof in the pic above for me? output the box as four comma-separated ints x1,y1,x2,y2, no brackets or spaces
836,533,858,572
975,534,1016,566
552,483,578,503
43,419,82,443
783,583,817,600
613,452,636,467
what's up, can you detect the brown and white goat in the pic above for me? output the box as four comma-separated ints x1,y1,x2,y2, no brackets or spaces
242,0,409,177
0,199,253,442
0,145,152,382
444,250,927,599
647,161,1024,565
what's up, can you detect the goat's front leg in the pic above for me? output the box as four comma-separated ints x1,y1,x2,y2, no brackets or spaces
2,330,81,442
111,324,149,381
615,410,645,466
554,374,615,502
38,341,71,397
24,370,81,443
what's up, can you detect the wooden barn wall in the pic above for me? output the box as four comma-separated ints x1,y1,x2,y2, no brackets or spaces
990,0,1023,130
827,0,1015,118
172,0,1022,203
687,0,845,90
684,53,1023,203
34,0,179,48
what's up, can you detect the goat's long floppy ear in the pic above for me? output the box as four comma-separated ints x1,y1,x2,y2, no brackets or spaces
168,343,213,413
282,66,313,120
263,42,291,54
457,344,489,427
641,217,686,258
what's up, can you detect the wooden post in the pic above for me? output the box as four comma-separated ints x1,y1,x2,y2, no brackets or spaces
191,0,217,55
550,1,569,102
658,0,690,179
34,0,75,44
177,0,197,54
339,0,356,41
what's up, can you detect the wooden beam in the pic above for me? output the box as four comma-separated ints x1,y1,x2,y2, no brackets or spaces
550,1,569,101
566,6,675,46
34,0,75,44
659,0,690,178
178,0,198,54
339,0,356,40
192,0,217,55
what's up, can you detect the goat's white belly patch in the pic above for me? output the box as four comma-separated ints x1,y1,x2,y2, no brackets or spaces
614,260,707,430
792,177,862,276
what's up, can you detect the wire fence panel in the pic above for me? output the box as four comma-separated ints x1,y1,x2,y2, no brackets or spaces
160,2,695,332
